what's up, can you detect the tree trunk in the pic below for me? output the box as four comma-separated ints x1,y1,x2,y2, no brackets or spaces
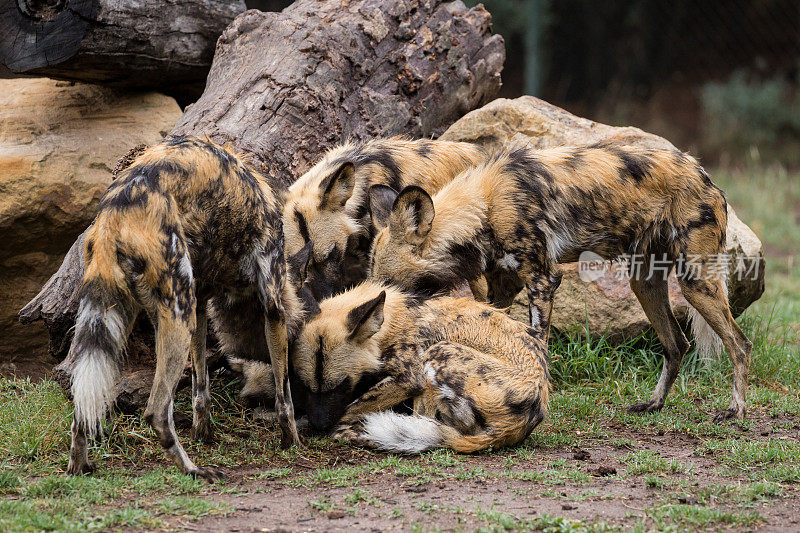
18,0,504,405
173,0,504,186
0,0,246,98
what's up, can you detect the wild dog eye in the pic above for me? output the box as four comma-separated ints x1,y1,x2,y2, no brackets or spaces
327,377,351,395
295,210,310,244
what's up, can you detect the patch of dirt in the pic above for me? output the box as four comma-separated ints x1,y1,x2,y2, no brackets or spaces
0,355,54,382
155,414,800,532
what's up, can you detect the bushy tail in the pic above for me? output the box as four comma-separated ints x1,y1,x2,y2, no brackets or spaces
688,269,727,360
70,285,132,437
361,412,498,454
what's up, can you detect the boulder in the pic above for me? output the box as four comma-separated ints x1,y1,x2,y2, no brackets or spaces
0,78,181,368
440,95,675,151
441,96,765,341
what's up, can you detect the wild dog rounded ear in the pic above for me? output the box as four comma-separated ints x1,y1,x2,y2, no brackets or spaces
346,290,386,341
287,240,314,286
319,162,355,209
390,186,434,246
368,184,398,230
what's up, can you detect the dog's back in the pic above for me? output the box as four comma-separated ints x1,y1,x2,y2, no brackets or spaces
359,295,550,453
486,143,727,264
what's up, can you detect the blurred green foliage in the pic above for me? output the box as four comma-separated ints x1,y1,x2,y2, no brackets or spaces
702,71,800,157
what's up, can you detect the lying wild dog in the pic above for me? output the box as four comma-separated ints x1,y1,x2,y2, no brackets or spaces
66,136,304,479
287,280,551,453
283,137,485,295
369,143,753,421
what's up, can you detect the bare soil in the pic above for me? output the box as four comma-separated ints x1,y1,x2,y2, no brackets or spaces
154,411,800,532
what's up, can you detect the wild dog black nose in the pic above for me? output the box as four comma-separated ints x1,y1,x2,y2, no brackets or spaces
307,401,336,433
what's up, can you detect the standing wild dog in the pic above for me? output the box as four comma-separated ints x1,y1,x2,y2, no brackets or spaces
289,280,551,453
369,142,753,422
66,136,303,479
283,137,485,294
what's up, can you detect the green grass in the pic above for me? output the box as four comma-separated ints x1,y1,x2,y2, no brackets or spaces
0,378,70,461
702,438,800,483
0,376,254,530
156,496,227,518
643,503,763,530
474,508,619,532
621,450,690,476
308,496,335,514
505,459,592,485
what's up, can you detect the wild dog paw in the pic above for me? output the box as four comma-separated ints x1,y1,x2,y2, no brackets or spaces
712,407,744,423
331,422,368,446
330,425,360,442
627,400,664,414
66,460,95,476
189,466,225,481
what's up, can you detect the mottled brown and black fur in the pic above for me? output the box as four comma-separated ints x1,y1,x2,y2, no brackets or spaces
283,137,484,296
370,142,753,421
67,136,304,479
288,281,550,453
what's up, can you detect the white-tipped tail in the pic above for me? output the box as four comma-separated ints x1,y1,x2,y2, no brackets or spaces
70,299,126,438
688,270,727,360
362,412,444,454
71,350,120,438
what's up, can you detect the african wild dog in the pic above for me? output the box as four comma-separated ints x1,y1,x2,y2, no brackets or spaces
283,137,485,295
288,280,550,453
369,142,753,422
66,136,303,479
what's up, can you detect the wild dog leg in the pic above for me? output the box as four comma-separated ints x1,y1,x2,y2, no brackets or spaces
265,313,301,448
525,270,562,345
508,236,560,343
190,302,213,442
628,276,690,413
678,276,752,421
67,420,94,475
145,311,223,480
468,276,489,302
331,376,418,441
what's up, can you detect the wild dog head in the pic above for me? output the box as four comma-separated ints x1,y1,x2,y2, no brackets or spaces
283,237,351,347
290,287,388,432
283,155,368,289
369,185,482,296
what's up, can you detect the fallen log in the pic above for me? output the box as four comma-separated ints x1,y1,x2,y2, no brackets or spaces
0,0,246,96
172,0,505,186
19,0,504,407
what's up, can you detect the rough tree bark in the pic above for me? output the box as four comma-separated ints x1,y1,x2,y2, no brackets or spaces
19,0,504,403
0,0,245,94
173,0,504,186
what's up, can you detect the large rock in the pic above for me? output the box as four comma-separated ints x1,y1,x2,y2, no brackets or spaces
0,78,181,369
440,95,676,151
441,96,765,341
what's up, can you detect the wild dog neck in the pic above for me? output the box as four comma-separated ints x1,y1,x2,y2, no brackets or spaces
369,164,500,296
